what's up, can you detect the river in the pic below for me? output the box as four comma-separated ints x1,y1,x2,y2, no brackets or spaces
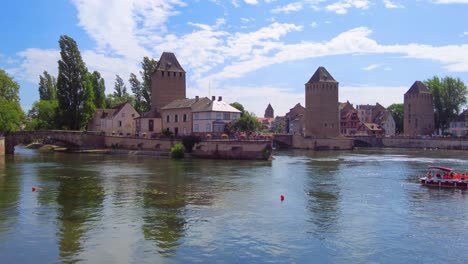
0,147,467,263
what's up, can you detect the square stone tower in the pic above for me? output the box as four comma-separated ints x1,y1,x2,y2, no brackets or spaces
151,52,186,114
404,81,434,136
305,66,339,138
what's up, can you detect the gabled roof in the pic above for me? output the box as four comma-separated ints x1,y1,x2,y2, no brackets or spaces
95,101,132,119
193,100,241,113
406,81,431,94
266,103,273,111
161,97,211,110
155,52,185,73
136,110,162,119
307,66,337,84
361,122,382,131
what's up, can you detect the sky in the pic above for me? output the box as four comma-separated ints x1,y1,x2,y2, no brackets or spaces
1,0,467,117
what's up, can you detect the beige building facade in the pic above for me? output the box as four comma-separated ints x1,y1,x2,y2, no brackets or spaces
88,102,140,136
161,97,211,137
305,66,339,138
192,96,241,134
404,81,435,136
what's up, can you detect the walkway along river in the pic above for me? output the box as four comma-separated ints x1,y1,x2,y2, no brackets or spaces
0,147,467,263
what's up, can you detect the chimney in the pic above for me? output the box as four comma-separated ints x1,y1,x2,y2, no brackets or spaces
195,95,199,102
212,96,216,101
218,96,222,101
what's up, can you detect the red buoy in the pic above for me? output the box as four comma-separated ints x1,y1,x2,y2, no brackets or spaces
32,186,36,192
280,194,285,201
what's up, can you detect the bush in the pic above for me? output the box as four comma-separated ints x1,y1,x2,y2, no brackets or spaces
182,135,201,153
170,143,185,159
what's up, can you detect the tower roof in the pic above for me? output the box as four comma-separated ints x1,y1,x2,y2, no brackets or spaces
307,66,337,84
156,52,185,73
266,103,273,111
406,81,431,94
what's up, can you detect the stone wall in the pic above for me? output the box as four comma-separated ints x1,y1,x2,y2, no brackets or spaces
383,138,468,150
191,140,272,160
104,136,178,151
292,135,354,150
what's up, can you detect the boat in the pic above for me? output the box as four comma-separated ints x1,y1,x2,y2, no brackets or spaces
420,165,468,189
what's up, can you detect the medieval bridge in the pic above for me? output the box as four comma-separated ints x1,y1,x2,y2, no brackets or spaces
4,130,105,154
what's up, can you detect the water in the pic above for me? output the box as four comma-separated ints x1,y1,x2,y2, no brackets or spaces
0,147,467,263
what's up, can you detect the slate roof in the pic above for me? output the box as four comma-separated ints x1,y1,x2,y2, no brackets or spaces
155,52,185,73
307,66,337,84
136,110,161,119
193,99,242,113
405,81,431,94
161,97,211,110
95,101,130,119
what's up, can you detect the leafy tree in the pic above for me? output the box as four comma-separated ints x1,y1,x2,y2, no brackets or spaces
129,73,145,113
90,71,106,108
232,112,261,133
230,102,246,116
26,100,58,130
170,143,185,159
38,71,57,101
55,35,94,130
140,57,157,109
182,135,201,153
113,74,127,99
425,76,467,132
0,70,24,132
387,103,403,134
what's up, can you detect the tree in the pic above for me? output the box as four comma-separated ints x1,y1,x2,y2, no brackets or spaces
26,100,58,130
0,69,24,133
55,35,94,130
232,112,261,133
387,103,403,134
140,57,157,109
230,102,246,116
38,71,56,101
425,76,468,133
129,73,145,113
90,71,106,108
113,74,127,99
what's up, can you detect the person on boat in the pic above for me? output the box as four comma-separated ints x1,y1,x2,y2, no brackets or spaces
427,171,432,179
436,173,441,179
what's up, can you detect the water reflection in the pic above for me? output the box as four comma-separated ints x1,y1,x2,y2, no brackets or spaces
54,156,105,262
0,156,20,235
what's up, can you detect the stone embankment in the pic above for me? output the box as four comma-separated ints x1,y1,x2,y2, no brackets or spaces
382,138,468,150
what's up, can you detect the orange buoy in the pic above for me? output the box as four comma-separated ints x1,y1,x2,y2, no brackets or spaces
32,186,36,192
280,194,285,201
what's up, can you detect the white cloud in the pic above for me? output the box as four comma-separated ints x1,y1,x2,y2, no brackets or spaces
362,63,383,71
244,0,259,4
326,0,371,14
14,49,60,83
383,0,403,8
433,0,468,3
271,2,304,13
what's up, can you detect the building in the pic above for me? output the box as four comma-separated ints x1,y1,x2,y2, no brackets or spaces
161,96,211,137
286,103,305,135
150,52,186,114
305,66,339,138
192,96,241,134
374,110,396,136
339,101,360,135
357,123,384,135
404,81,435,136
449,109,468,137
135,111,162,137
355,103,396,136
87,102,140,136
264,103,274,118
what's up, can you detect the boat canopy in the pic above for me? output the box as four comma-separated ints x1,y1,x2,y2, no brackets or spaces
428,165,453,172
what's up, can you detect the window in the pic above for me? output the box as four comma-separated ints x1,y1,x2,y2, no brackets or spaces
183,114,187,122
162,71,164,77
166,115,170,123
149,120,154,132
223,113,230,120
216,112,222,120
206,123,211,132
206,112,211,119
194,124,199,132
118,121,122,127
175,114,179,123
183,127,187,135
232,113,238,120
194,113,199,120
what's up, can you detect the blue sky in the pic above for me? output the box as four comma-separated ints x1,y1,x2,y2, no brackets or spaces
1,0,467,116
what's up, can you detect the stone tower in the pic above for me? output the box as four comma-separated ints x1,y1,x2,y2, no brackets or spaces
404,81,434,136
305,66,339,138
264,103,274,118
151,52,186,113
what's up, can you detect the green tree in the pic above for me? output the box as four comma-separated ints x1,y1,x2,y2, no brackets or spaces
55,35,94,130
387,103,404,134
129,73,145,113
425,76,468,132
26,100,58,130
90,71,106,108
113,74,127,99
38,71,57,101
230,102,246,116
0,70,24,132
140,57,157,109
232,112,261,133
